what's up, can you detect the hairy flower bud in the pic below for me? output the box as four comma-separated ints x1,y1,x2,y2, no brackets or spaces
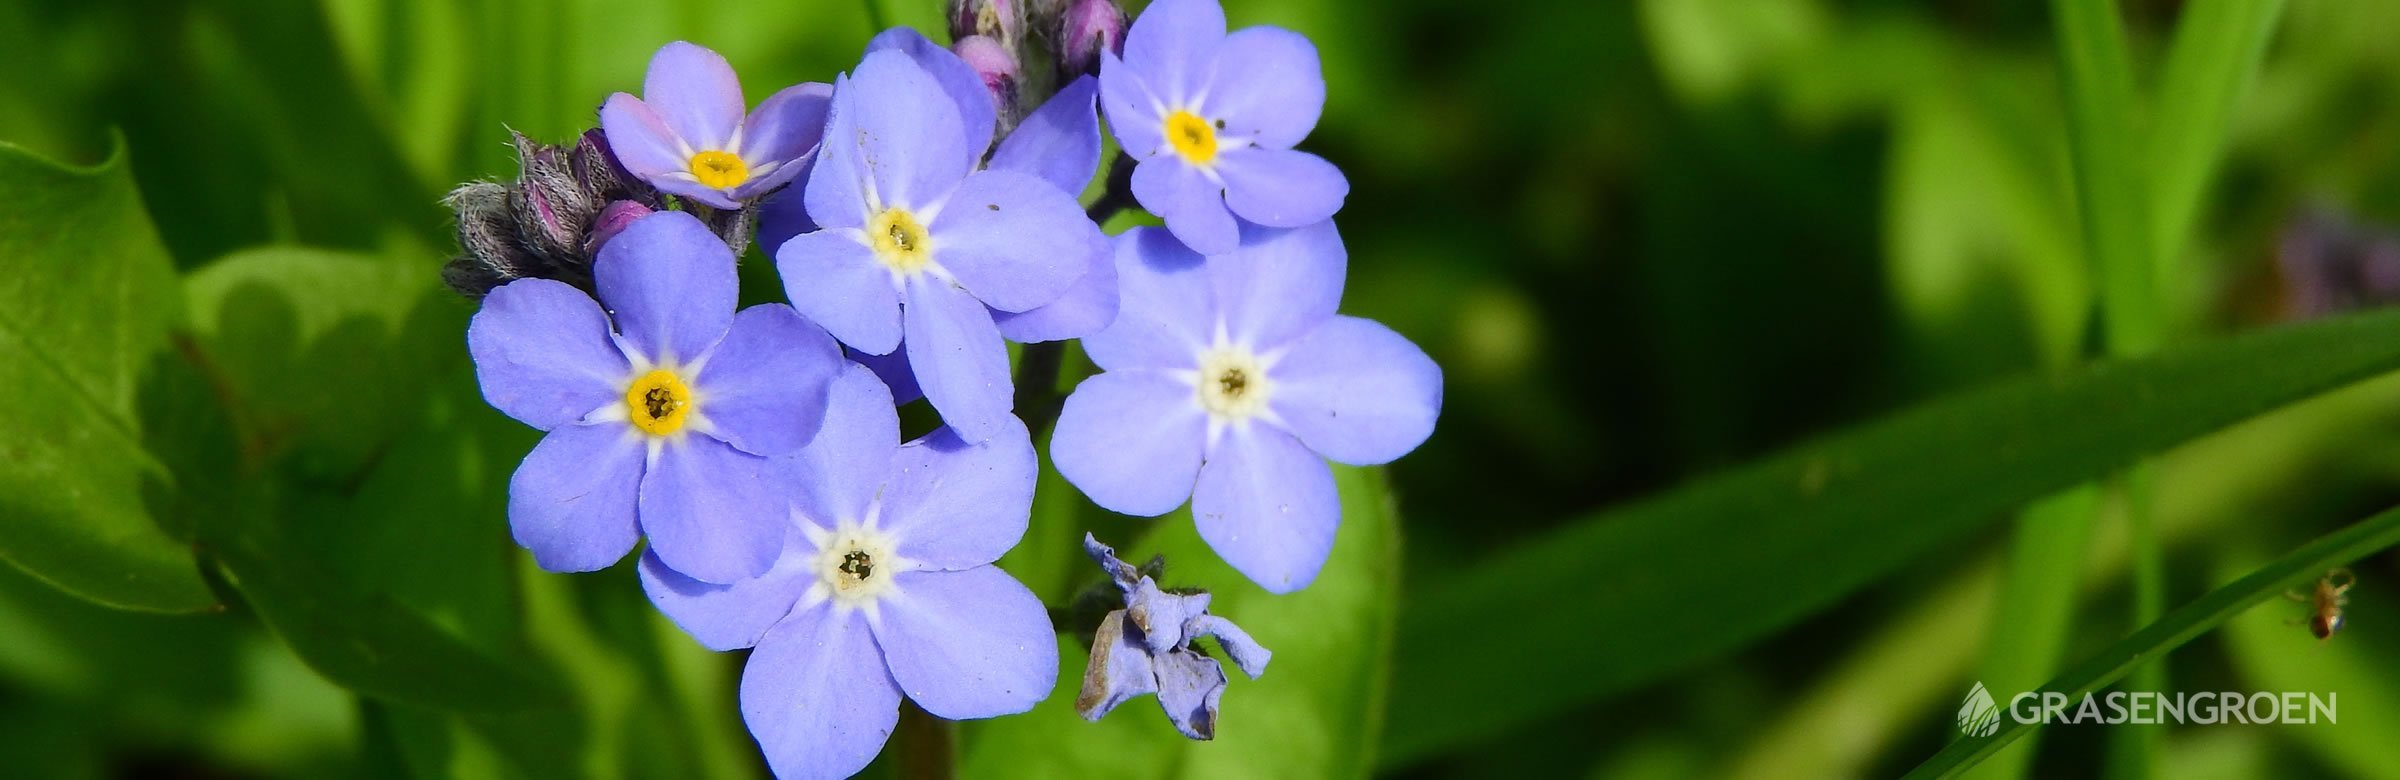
949,0,1023,51
1055,0,1125,77
441,129,669,298
954,35,1022,137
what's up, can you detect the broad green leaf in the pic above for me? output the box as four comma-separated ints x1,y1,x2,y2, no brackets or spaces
960,465,1401,778
1899,502,2400,779
0,139,216,613
1383,308,2400,765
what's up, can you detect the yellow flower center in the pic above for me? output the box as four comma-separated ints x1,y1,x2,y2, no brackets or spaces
688,150,750,190
624,368,694,436
869,207,933,274
1165,110,1218,165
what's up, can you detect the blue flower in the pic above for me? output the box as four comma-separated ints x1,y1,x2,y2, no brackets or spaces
601,42,833,209
1075,534,1269,740
467,210,842,584
1050,222,1441,592
641,365,1056,779
1099,0,1347,255
775,43,1104,442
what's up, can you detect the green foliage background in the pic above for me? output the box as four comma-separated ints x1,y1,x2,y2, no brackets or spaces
6,0,2400,777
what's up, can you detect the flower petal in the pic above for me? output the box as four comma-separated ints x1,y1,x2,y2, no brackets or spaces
731,82,834,199
640,435,784,584
756,176,820,260
930,169,1097,312
1269,315,1441,466
1076,610,1159,720
783,363,900,531
643,41,745,149
1121,0,1225,105
508,422,644,573
1205,27,1324,149
1082,226,1211,372
1098,54,1166,159
875,566,1058,719
824,49,971,212
638,535,814,651
1052,370,1206,516
989,75,1102,196
902,276,1015,442
1131,157,1237,256
1191,426,1338,593
594,211,737,365
802,72,871,230
469,279,630,430
1185,614,1271,679
880,417,1035,570
742,603,901,780
1210,219,1344,351
1153,647,1229,740
851,345,923,405
993,236,1119,343
598,94,687,181
693,304,843,457
865,27,996,167
777,228,903,355
1214,146,1347,229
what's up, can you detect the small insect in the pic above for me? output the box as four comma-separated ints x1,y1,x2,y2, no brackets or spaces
2284,568,2356,641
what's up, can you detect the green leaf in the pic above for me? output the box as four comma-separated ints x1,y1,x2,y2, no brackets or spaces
959,465,1402,777
2051,0,2159,356
0,138,216,613
1382,308,2400,765
1898,503,2400,779
2148,0,2284,272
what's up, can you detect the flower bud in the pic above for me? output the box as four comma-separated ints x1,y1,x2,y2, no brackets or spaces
953,35,1023,137
441,130,669,298
949,0,1023,51
1055,0,1125,77
585,200,654,255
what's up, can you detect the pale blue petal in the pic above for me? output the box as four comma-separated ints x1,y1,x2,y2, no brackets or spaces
731,82,834,199
866,27,996,166
1120,0,1224,105
1269,316,1442,466
880,417,1035,570
640,435,784,584
638,536,813,652
1098,54,1166,159
508,422,644,573
1076,611,1158,720
1131,157,1237,256
1052,370,1206,516
902,276,1015,442
989,75,1102,195
782,364,900,531
469,278,629,430
929,169,1096,312
644,41,745,149
851,345,923,405
742,603,901,780
874,566,1058,719
594,211,737,365
1081,227,1210,372
1214,146,1347,228
1191,426,1338,593
598,93,687,181
993,234,1118,343
825,49,971,212
776,229,903,355
1209,219,1344,350
1204,27,1324,149
802,72,872,230
692,304,842,457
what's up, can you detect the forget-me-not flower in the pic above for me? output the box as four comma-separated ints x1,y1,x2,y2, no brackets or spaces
1075,534,1269,740
1050,222,1441,592
1099,0,1346,255
640,364,1056,779
777,44,1102,441
601,42,832,209
468,210,842,584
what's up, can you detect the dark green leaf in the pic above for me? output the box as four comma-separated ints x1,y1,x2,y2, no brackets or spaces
1383,308,2400,764
0,138,215,613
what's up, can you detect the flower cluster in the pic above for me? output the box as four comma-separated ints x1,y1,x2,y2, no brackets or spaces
451,0,1438,775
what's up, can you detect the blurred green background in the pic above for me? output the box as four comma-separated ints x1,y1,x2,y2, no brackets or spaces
7,0,2400,777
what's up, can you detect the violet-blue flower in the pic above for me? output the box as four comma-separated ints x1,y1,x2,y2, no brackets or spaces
776,43,1103,441
640,364,1056,779
601,41,832,210
468,210,842,584
1075,534,1269,740
1050,222,1441,592
1099,0,1346,255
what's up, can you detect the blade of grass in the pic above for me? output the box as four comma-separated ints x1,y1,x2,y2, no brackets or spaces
1381,308,2400,766
2052,0,2157,357
2149,0,2285,271
1961,485,2100,780
1899,502,2400,779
